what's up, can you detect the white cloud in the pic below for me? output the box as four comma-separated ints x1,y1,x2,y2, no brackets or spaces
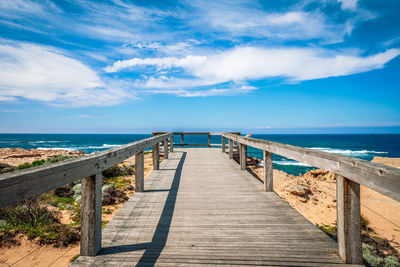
337,0,358,10
0,41,132,106
106,47,400,91
186,1,357,43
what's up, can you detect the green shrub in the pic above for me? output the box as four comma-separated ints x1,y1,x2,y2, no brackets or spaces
363,243,384,267
102,164,134,178
383,256,400,267
16,155,77,170
0,199,79,247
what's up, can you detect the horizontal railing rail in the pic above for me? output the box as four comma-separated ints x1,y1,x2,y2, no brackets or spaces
153,132,240,148
221,132,400,265
0,132,173,256
222,132,400,201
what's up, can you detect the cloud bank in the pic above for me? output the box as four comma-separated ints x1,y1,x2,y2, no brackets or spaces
106,47,400,91
0,41,130,106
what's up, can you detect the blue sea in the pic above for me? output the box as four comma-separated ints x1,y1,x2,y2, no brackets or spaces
1,134,399,176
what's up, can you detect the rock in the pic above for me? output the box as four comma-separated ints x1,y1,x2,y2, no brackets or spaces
303,169,337,181
0,163,15,173
125,184,134,191
102,185,128,205
287,184,311,197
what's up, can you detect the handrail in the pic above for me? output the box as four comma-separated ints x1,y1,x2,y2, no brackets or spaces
153,132,240,148
222,132,400,202
0,132,173,207
0,132,173,256
221,132,400,264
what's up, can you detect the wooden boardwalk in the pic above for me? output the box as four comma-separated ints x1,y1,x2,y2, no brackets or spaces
71,148,362,266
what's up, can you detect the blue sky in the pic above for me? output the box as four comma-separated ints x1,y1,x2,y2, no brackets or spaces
0,0,400,133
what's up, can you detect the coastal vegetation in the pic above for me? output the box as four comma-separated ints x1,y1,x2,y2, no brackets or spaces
318,213,400,266
0,154,137,249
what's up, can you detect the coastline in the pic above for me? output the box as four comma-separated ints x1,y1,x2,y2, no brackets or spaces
1,148,399,266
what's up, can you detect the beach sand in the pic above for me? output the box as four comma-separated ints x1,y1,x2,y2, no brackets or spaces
1,149,399,266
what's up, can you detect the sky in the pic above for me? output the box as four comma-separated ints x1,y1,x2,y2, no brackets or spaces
0,0,400,133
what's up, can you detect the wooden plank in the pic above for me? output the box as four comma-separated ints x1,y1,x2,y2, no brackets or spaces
208,134,211,148
228,139,233,159
72,148,346,266
337,176,362,264
239,143,247,170
170,137,174,152
135,151,144,192
222,137,226,153
0,132,173,208
164,139,169,159
222,133,400,201
263,150,273,192
152,143,159,170
80,173,102,256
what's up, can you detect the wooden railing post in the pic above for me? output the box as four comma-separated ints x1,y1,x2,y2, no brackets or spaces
164,139,169,159
208,134,211,147
228,139,233,159
336,176,362,264
170,136,174,152
239,143,247,170
152,143,159,170
135,151,144,192
222,137,226,153
263,151,273,191
81,172,102,256
180,134,184,147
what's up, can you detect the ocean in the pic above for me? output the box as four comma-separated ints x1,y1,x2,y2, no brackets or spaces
1,133,399,176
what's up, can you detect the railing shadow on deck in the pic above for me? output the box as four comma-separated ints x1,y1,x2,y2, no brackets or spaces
97,151,187,266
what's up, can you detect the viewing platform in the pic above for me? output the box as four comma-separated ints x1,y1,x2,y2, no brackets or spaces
1,132,399,266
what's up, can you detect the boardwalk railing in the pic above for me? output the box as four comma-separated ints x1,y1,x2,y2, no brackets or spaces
1,131,399,265
0,132,173,256
153,132,240,148
221,132,400,264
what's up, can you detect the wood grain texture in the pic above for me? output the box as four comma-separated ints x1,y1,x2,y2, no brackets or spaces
263,150,273,192
135,151,144,193
221,137,226,153
163,139,169,159
0,133,173,208
223,133,400,202
71,148,353,267
170,137,174,152
152,143,160,171
80,173,102,256
337,176,362,264
228,139,233,159
239,143,247,170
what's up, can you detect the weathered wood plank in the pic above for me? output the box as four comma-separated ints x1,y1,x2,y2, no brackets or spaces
135,151,144,192
80,173,102,256
72,148,347,266
170,137,174,152
164,139,169,159
229,139,233,159
222,137,226,153
263,150,273,192
337,176,362,264
223,133,400,201
239,143,247,170
0,133,173,208
152,143,159,170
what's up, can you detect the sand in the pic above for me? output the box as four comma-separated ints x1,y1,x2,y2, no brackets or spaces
1,149,400,266
0,150,158,267
248,156,400,253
